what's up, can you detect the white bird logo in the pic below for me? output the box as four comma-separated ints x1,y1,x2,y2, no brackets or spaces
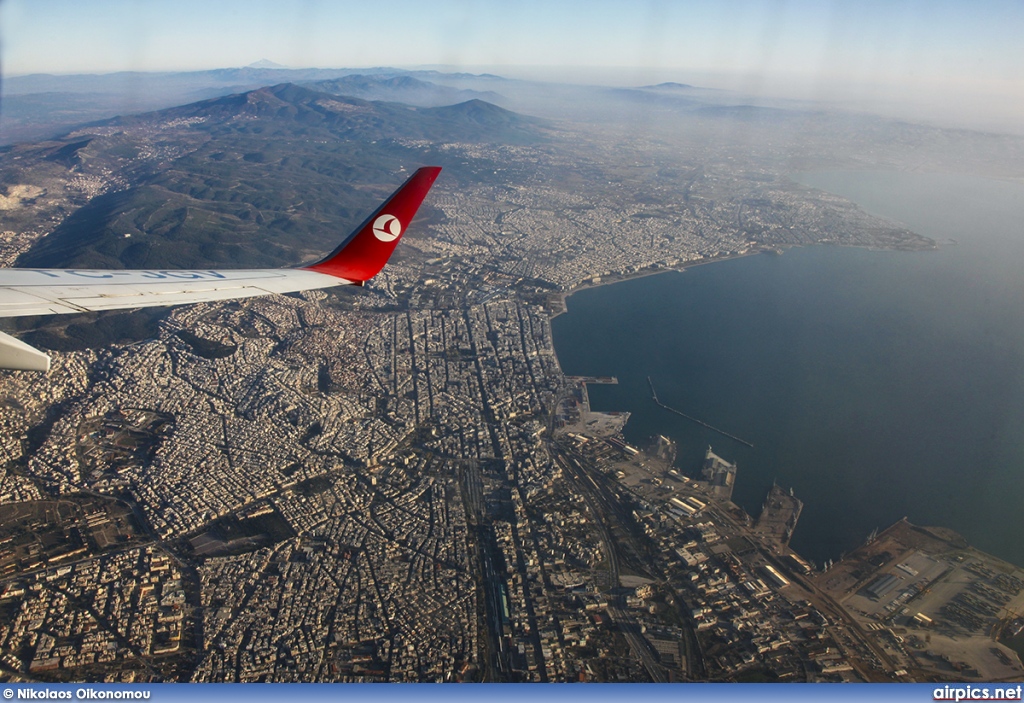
372,214,402,242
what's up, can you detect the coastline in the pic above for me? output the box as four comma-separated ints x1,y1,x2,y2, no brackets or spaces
547,247,771,322
545,243,1024,677
549,169,956,325
547,233,935,324
543,230,955,563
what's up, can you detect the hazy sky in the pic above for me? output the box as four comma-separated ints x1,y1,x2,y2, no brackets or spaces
2,0,1022,130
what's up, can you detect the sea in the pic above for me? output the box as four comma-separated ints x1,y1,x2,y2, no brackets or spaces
551,171,1024,567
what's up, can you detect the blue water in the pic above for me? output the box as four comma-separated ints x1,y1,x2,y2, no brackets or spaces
551,172,1024,566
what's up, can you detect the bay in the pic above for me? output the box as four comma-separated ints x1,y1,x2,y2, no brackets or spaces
551,171,1024,567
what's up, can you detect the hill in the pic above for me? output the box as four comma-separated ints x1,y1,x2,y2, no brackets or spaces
307,74,502,108
639,82,697,90
15,83,545,273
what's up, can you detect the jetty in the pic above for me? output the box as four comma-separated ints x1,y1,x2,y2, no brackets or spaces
647,376,754,448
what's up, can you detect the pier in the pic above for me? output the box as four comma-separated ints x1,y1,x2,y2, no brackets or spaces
566,375,618,385
647,376,754,448
754,482,803,546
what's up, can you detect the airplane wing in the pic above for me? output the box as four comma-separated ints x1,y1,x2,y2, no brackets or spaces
0,166,442,372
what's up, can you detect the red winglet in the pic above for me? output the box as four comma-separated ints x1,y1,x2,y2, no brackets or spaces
304,166,442,282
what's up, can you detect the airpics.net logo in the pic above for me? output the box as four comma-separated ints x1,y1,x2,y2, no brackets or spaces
934,685,1023,701
372,214,402,242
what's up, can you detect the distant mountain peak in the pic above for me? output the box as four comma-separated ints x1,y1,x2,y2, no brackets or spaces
439,99,511,114
641,82,696,90
451,98,494,108
421,99,543,142
306,75,504,109
423,99,515,122
247,59,288,69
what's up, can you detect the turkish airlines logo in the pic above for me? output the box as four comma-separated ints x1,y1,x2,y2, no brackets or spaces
372,214,402,242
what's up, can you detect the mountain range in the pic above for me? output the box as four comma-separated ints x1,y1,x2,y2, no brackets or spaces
15,83,544,273
1,69,509,145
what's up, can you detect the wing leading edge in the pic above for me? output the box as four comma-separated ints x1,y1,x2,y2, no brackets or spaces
0,166,442,372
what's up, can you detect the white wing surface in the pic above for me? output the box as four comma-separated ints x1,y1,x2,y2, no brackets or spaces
0,167,442,372
0,268,351,318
